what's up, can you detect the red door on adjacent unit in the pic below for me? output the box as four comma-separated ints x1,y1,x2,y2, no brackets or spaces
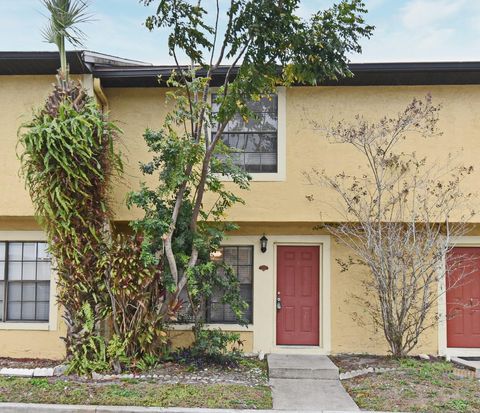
446,247,480,348
276,246,320,345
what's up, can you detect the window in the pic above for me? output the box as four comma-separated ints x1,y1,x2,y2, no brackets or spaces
212,94,278,173
207,246,253,324
0,242,51,322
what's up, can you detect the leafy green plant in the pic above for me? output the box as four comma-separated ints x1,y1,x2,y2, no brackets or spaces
18,0,123,365
174,327,244,368
19,85,123,360
19,0,172,375
443,399,470,413
135,354,159,372
66,302,109,375
128,76,250,334
132,0,373,337
106,334,131,374
101,235,171,362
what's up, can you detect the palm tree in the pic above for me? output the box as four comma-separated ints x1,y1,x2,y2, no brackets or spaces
42,0,91,81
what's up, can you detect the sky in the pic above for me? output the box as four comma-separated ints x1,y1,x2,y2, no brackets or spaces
1,0,479,64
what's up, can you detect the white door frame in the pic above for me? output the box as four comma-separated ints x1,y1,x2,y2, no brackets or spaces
274,243,322,349
222,234,332,355
270,236,331,354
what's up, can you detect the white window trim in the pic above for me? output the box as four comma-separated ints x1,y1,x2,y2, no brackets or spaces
172,242,255,330
438,236,480,358
211,86,286,182
0,231,57,332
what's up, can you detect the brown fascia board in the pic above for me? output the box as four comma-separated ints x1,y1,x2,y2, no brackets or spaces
2,51,480,86
0,50,149,75
93,61,480,88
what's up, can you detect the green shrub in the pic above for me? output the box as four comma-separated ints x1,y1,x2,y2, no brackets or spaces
174,327,244,368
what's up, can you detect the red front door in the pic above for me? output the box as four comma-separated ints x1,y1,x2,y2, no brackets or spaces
276,246,320,345
447,247,480,348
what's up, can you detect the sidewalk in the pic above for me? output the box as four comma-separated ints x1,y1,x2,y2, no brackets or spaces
267,355,358,411
0,403,405,413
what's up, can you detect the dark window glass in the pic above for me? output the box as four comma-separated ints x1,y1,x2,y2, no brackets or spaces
212,94,278,173
207,246,254,324
0,242,51,322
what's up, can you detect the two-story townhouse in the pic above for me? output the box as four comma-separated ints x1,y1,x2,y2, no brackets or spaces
1,51,479,360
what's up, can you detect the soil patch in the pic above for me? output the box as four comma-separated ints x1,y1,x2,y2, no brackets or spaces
330,354,399,373
342,357,480,413
144,358,268,386
0,357,59,369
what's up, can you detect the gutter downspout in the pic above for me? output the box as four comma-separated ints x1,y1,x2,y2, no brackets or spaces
93,77,109,112
93,76,111,340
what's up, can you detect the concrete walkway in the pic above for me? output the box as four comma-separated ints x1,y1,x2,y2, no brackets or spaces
267,354,359,412
0,404,401,412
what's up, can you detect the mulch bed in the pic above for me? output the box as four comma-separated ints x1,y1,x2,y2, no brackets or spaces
144,360,268,386
0,357,60,369
0,357,268,387
330,353,400,373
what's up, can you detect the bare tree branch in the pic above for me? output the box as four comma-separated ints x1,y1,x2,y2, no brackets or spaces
306,96,475,356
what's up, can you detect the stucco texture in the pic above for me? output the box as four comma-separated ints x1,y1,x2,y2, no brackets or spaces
231,223,438,356
0,76,476,358
3,78,480,223
101,84,480,224
0,309,66,360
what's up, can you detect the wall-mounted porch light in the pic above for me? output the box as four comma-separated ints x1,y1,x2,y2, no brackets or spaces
210,250,223,261
260,234,268,253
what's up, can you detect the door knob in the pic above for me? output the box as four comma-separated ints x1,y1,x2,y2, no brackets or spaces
276,292,282,310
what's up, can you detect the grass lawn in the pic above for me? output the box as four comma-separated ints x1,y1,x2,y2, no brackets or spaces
342,358,480,413
0,377,272,409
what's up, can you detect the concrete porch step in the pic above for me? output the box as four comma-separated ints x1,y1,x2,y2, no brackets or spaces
267,354,339,380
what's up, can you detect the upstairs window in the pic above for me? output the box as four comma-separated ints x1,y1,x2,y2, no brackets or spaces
0,242,51,322
212,94,278,173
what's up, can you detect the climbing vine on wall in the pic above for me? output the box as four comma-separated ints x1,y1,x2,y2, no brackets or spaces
17,1,172,373
18,77,123,360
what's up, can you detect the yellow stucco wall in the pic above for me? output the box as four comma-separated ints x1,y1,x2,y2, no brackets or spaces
230,223,438,356
2,77,480,223
0,76,55,218
1,75,478,358
0,309,66,360
105,84,480,223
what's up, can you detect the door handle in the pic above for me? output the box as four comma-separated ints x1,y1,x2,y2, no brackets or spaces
276,292,282,310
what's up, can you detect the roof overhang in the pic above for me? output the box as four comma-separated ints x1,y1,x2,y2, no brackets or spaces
0,50,149,76
93,62,480,87
1,51,480,87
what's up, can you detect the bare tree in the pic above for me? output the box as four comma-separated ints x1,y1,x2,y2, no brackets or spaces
305,95,475,357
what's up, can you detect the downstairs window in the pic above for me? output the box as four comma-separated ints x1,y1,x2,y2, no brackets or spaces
207,245,254,324
0,241,51,322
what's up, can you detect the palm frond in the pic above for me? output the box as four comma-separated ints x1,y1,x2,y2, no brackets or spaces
42,0,92,48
